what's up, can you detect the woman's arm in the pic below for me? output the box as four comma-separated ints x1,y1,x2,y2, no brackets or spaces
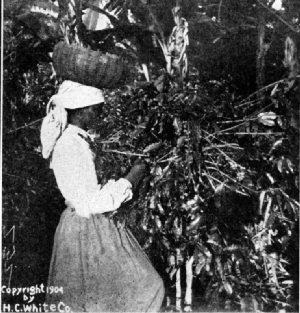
51,136,132,218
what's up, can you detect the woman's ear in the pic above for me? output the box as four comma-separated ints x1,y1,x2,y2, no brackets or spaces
67,108,80,124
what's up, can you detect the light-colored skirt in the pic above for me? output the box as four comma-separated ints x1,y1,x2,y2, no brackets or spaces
46,207,165,312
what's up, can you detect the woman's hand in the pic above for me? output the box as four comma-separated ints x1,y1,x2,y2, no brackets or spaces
124,160,149,190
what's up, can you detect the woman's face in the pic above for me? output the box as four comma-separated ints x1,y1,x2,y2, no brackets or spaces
78,103,103,130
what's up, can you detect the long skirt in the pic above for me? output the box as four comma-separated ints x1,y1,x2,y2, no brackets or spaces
46,208,165,312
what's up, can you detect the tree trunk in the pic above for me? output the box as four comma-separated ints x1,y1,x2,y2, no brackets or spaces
175,248,182,311
284,35,300,132
284,36,299,86
184,256,194,312
176,268,182,311
256,5,268,101
256,8,266,98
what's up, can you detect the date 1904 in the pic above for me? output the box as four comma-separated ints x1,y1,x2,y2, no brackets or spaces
2,284,64,296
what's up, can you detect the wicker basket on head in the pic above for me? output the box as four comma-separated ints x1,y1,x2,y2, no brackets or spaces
52,41,126,89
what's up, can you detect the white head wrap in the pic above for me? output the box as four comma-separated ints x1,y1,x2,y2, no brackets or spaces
40,80,105,159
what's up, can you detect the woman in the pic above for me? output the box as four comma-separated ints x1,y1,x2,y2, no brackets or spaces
41,80,165,312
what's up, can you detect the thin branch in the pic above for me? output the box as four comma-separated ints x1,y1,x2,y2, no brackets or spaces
206,158,219,168
257,0,300,33
158,156,181,164
219,132,284,136
203,172,216,191
3,173,26,180
6,118,43,134
98,138,120,144
236,98,263,109
248,102,273,118
202,144,243,152
103,149,148,157
206,165,256,193
238,75,300,106
204,174,248,196
156,150,173,162
206,120,251,138
206,166,238,183
206,102,275,138
202,129,238,147
216,117,258,124
204,136,246,170
218,0,223,23
273,189,300,207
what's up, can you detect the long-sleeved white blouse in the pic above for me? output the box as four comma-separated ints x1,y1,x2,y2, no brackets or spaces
50,124,132,218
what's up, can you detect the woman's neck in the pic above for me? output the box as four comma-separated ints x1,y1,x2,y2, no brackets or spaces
69,119,88,131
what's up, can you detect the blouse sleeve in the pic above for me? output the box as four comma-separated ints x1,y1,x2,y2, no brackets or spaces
51,135,132,218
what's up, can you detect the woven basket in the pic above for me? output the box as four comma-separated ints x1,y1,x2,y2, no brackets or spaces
52,41,125,89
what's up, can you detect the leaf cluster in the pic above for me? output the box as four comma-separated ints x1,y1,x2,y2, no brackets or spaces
93,72,299,311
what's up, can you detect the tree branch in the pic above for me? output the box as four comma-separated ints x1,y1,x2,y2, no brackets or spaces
218,0,223,23
103,149,148,157
238,75,300,106
257,0,300,33
6,118,43,134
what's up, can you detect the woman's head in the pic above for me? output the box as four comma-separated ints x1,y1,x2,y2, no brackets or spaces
41,81,105,158
54,80,105,130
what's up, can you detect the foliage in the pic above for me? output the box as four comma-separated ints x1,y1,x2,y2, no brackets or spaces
3,14,62,300
92,71,299,311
